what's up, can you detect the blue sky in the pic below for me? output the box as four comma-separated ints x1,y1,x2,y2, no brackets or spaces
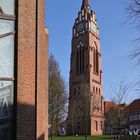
45,0,139,101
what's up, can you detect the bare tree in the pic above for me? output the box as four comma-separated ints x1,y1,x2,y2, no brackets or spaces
77,82,97,140
127,0,140,62
67,82,98,139
108,79,132,128
78,83,90,140
105,107,118,134
49,55,68,139
67,102,77,136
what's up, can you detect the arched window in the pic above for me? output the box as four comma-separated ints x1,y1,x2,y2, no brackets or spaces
96,87,98,94
93,42,99,74
95,121,98,131
93,86,95,94
76,42,85,74
100,121,102,130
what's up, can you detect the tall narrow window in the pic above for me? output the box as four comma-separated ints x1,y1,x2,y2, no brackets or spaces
95,48,99,73
76,49,79,73
94,48,96,72
93,42,99,74
80,46,82,72
82,47,84,72
100,121,102,130
76,42,84,74
96,87,98,94
93,86,95,94
0,1,15,139
95,121,98,131
101,97,102,113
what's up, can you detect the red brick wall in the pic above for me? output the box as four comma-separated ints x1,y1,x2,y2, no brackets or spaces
16,0,48,140
37,0,48,139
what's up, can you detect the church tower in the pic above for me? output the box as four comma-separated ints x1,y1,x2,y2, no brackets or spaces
67,0,104,135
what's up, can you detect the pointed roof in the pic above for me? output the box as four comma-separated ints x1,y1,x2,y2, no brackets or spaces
81,0,90,9
127,99,140,113
104,101,116,113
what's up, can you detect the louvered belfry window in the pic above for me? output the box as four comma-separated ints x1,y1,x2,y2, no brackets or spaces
0,0,15,139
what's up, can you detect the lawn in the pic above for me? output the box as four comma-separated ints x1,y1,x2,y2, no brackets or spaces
49,135,113,140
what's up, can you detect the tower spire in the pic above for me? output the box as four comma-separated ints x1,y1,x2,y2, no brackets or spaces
81,0,90,9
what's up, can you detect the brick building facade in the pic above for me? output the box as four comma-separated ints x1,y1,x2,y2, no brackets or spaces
127,99,140,131
104,99,140,132
67,0,104,136
0,0,48,140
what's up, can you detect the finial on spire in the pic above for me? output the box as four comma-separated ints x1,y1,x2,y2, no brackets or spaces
81,0,90,9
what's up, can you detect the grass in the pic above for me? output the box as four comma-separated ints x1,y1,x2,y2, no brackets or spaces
49,135,113,140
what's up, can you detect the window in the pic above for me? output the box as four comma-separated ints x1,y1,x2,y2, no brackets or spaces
76,42,84,74
134,114,138,121
0,1,15,139
93,86,95,94
79,13,82,21
80,47,82,72
95,121,98,131
139,114,140,120
129,115,134,121
99,88,100,95
93,42,99,74
100,121,102,130
96,87,98,94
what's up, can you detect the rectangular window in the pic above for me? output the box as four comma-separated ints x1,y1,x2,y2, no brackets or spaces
129,115,134,121
139,114,140,120
93,86,95,94
79,13,81,22
0,1,15,139
134,114,138,121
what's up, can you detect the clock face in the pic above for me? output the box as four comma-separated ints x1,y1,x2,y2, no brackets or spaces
91,22,97,33
77,23,85,32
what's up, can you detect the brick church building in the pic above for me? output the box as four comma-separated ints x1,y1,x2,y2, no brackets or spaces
0,0,48,140
67,0,104,136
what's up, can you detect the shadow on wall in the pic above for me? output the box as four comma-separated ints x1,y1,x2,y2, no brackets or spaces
38,134,45,140
0,102,47,140
17,103,47,140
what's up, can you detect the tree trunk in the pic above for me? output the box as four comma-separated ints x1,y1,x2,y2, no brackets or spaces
85,112,88,140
